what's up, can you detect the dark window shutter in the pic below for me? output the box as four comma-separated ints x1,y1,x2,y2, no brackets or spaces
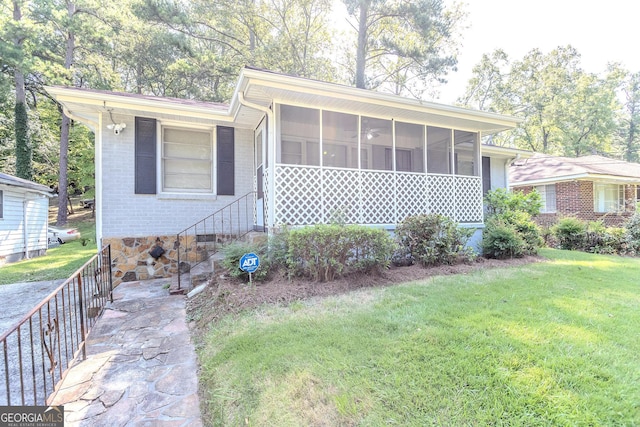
135,117,157,194
482,156,491,195
217,126,235,195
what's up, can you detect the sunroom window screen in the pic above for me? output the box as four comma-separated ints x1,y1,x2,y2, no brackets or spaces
280,105,320,166
395,122,424,172
162,127,212,192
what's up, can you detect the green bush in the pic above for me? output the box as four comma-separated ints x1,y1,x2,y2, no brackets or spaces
221,241,270,282
583,221,627,255
483,211,542,258
552,217,587,250
482,219,525,259
395,214,475,267
286,224,395,282
484,188,542,217
623,212,640,254
482,188,543,258
502,211,542,255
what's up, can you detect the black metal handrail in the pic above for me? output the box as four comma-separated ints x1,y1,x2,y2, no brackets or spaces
176,192,256,290
0,245,113,406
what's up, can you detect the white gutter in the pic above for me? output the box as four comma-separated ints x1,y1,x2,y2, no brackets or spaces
236,91,274,230
45,86,234,123
239,68,521,127
511,173,640,187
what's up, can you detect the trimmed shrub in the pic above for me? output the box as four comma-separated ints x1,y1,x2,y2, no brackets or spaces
552,217,587,250
395,214,475,267
499,210,542,255
286,224,395,282
482,188,543,258
483,219,525,259
623,212,640,254
583,221,627,255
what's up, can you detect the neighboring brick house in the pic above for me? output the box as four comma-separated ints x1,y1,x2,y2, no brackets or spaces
510,154,640,227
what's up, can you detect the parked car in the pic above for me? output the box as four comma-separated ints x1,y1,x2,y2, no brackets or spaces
48,226,81,244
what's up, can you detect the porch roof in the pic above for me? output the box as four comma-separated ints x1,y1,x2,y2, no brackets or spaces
46,67,522,134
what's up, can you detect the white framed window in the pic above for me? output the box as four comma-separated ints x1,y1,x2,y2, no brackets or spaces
161,126,213,193
0,189,3,218
594,183,624,213
536,184,557,213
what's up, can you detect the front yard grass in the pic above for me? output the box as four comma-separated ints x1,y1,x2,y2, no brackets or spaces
197,248,639,426
0,216,96,285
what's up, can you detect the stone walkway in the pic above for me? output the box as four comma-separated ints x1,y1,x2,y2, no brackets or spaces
49,278,203,426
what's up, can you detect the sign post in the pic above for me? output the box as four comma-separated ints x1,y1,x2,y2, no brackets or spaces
239,252,260,284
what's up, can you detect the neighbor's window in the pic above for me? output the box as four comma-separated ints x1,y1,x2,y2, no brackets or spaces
535,184,557,213
162,126,213,192
0,190,3,218
594,183,624,213
279,105,320,166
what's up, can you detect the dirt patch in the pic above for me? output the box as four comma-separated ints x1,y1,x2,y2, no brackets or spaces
186,255,544,336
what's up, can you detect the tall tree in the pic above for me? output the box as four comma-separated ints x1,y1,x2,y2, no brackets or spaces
9,0,33,179
460,46,619,156
343,0,463,97
617,68,640,162
30,0,122,224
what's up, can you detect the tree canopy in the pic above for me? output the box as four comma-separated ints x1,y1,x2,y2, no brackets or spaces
459,46,628,158
0,0,639,225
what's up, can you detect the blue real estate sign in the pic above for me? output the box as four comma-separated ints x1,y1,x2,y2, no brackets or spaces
239,252,260,273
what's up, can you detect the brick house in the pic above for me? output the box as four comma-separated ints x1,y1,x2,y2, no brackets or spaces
510,154,640,227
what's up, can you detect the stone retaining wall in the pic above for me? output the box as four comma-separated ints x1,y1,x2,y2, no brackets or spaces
104,236,179,286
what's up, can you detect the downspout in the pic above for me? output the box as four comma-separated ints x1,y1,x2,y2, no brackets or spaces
505,153,521,190
237,91,274,231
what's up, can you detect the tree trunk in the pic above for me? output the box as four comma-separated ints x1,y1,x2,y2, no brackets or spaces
13,0,31,180
355,1,369,89
626,102,637,162
57,113,71,225
56,1,76,226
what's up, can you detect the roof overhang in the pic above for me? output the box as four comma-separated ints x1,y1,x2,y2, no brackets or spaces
0,174,55,196
46,68,523,134
511,173,640,187
481,145,534,160
232,68,522,134
45,86,240,130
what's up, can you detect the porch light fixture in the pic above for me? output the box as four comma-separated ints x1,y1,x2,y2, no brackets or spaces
107,109,126,135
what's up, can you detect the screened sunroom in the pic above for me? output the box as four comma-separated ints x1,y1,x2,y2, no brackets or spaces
259,103,483,228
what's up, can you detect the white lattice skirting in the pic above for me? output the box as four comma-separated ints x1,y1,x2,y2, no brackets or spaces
271,165,483,226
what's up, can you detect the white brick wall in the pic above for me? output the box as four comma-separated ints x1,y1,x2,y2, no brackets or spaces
100,113,255,238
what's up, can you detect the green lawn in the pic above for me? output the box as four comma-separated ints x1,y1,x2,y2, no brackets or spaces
198,249,640,426
0,218,97,285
